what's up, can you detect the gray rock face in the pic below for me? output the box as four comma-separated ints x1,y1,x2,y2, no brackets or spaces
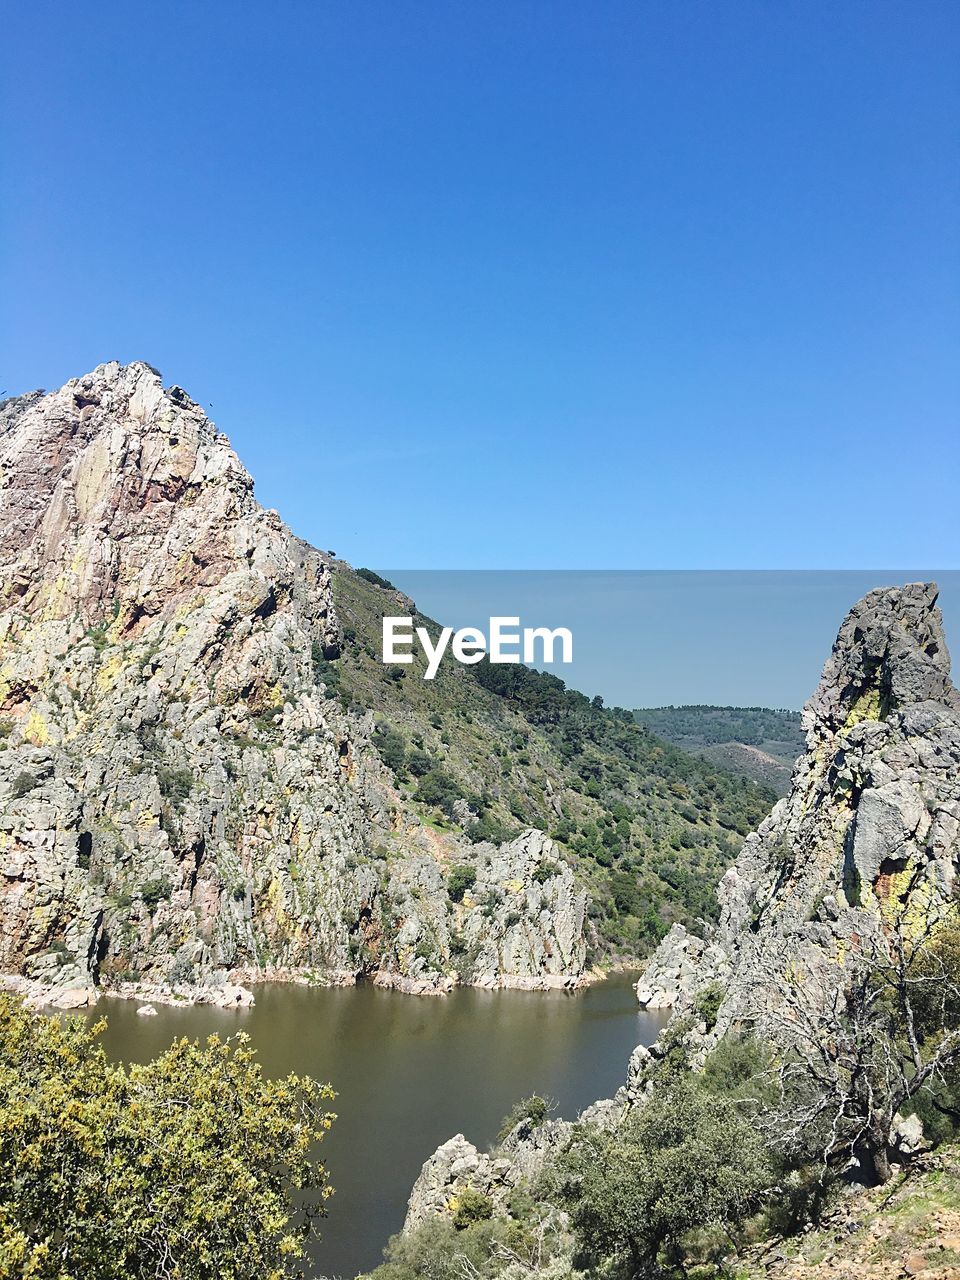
403,1136,505,1231
402,1117,574,1233
636,583,960,1042
635,923,724,1009
0,364,589,1000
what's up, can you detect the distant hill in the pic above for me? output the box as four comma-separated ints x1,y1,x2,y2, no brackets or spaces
632,705,804,795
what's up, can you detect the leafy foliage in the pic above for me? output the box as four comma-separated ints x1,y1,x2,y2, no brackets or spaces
0,995,335,1280
452,1188,494,1230
558,1077,774,1274
356,568,397,591
447,865,477,904
497,1094,550,1143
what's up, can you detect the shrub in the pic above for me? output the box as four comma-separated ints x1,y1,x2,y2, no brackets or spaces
447,865,477,903
86,625,109,651
369,1216,512,1280
467,816,518,845
141,878,173,912
693,980,726,1030
452,1187,494,1230
560,1077,774,1273
497,1094,550,1143
0,995,335,1279
311,640,341,695
414,769,465,818
156,766,193,805
406,748,432,778
169,954,196,986
356,568,396,591
374,726,407,774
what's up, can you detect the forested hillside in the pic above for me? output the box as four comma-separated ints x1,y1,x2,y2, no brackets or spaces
327,570,777,957
634,705,804,795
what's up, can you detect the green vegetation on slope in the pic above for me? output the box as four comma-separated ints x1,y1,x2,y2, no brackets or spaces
633,705,802,749
326,567,777,959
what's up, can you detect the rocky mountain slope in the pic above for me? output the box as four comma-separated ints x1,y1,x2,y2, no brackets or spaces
0,362,773,1007
738,1144,960,1280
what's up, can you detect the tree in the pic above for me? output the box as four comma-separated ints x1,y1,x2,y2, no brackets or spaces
447,864,477,903
765,902,960,1184
0,995,335,1280
559,1077,773,1275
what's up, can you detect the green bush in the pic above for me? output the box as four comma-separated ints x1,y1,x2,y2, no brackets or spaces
532,858,562,884
0,994,335,1279
356,568,396,591
693,981,725,1030
370,1216,510,1280
452,1187,494,1230
414,769,465,818
560,1077,774,1273
466,816,518,845
156,766,193,805
496,1094,550,1143
447,865,477,903
374,726,407,774
406,748,432,777
141,878,173,912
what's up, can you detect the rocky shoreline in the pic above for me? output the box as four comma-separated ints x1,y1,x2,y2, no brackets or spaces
1,959,601,1014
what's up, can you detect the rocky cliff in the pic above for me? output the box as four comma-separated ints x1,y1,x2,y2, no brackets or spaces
0,363,586,1005
636,581,960,1043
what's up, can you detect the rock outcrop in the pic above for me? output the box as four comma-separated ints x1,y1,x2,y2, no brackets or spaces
0,363,588,1002
636,583,960,1044
634,922,723,1009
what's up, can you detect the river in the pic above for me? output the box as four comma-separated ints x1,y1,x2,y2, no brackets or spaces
90,974,668,1277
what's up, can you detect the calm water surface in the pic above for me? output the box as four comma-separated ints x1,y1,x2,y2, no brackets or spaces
91,975,667,1277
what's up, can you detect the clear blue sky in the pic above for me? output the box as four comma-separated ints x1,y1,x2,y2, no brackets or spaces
388,571,960,709
2,2,958,569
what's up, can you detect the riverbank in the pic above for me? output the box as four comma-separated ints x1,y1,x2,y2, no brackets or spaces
0,959,613,1013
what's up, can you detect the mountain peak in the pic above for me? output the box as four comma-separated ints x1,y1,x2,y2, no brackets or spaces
804,581,957,747
637,581,960,1048
0,363,260,631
